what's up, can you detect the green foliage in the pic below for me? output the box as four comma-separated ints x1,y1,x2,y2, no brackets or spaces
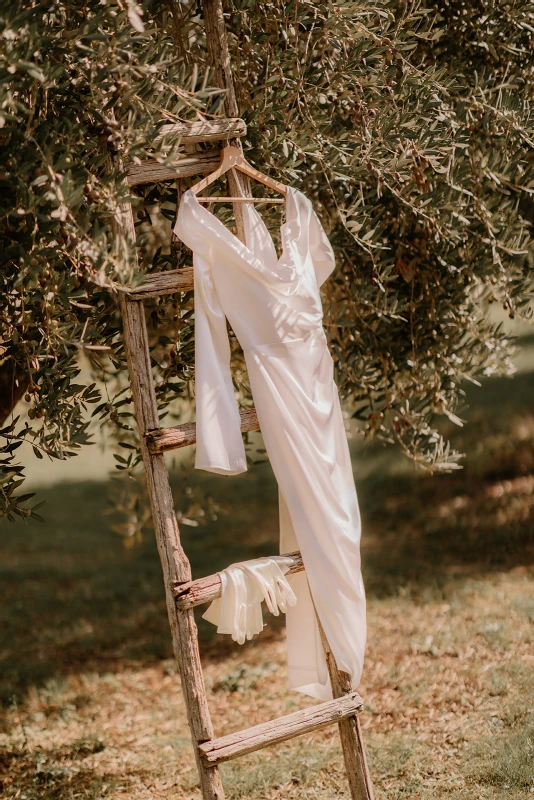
0,0,212,521
1,0,533,525
223,0,534,466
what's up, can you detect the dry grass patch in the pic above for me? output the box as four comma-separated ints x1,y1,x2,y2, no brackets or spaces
1,364,534,798
2,568,533,799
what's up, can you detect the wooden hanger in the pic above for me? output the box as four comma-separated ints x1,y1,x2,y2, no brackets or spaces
189,145,287,204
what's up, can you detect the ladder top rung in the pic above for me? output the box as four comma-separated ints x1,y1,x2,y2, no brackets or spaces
145,408,259,455
199,691,363,764
174,550,304,610
153,117,246,145
125,118,246,186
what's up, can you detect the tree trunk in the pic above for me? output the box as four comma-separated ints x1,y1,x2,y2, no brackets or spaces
0,360,30,425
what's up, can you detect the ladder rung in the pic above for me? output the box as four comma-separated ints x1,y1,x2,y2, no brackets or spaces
126,150,221,186
199,692,363,764
119,268,194,300
174,550,304,609
153,117,246,145
146,408,259,454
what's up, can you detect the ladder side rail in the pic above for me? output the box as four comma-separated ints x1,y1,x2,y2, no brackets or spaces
104,128,225,797
119,294,225,800
198,6,374,797
202,0,251,241
317,617,375,800
199,6,374,796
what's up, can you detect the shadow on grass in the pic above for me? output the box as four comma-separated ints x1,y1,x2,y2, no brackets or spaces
1,368,533,704
0,739,141,800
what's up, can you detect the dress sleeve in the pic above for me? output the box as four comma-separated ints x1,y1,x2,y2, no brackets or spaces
192,251,248,475
308,205,336,287
175,200,247,476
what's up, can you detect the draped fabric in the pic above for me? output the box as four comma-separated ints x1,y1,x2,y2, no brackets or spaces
174,188,366,699
202,556,297,645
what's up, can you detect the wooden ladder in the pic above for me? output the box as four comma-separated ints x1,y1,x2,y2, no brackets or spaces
111,113,374,800
110,5,374,797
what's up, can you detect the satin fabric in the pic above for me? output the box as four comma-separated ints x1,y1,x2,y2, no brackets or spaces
174,188,366,700
202,556,297,644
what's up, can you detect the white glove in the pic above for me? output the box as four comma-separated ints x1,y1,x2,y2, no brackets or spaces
241,557,297,616
202,556,297,644
203,567,252,645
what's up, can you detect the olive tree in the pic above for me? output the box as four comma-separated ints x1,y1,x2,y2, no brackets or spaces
1,0,532,528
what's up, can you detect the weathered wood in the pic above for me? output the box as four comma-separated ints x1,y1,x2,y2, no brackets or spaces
126,150,221,186
119,296,225,800
153,118,246,145
102,103,225,797
174,550,304,610
146,407,259,454
118,267,194,300
199,692,363,764
316,617,375,800
202,0,251,243
111,1,375,797
202,1,239,121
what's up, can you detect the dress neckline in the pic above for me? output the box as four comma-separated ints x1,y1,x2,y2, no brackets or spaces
182,187,297,268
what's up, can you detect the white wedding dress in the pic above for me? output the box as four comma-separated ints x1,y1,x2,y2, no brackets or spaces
174,188,366,700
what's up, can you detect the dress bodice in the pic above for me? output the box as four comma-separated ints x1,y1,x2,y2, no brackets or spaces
176,188,335,351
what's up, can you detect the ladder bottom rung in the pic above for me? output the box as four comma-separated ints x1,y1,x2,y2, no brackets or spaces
199,692,363,764
146,407,259,454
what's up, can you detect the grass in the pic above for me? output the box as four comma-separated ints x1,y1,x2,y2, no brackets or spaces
1,357,533,798
474,721,534,789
